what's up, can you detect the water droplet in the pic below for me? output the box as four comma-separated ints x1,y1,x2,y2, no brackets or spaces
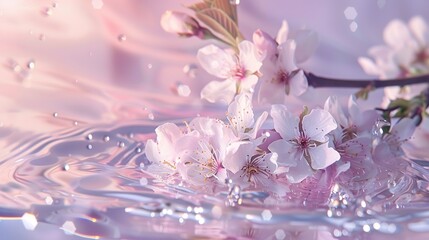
225,182,242,207
363,224,371,232
139,177,148,185
344,7,358,20
73,121,79,126
372,119,390,138
117,34,127,42
27,60,35,70
92,0,104,9
183,64,198,78
87,144,93,150
261,209,272,221
45,196,53,205
86,134,93,141
103,135,110,142
229,0,240,5
118,141,125,148
275,229,286,240
349,21,358,32
373,222,381,230
135,147,142,153
42,7,53,16
176,83,191,97
63,164,70,171
21,213,38,231
148,113,155,120
53,112,59,118
62,221,76,234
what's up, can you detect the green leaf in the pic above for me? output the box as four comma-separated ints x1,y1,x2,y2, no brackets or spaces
195,8,243,47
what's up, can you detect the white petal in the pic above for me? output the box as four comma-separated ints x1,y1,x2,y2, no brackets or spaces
155,123,183,150
223,141,255,174
145,139,162,163
390,118,417,142
239,74,259,93
358,57,380,76
383,19,413,49
289,69,308,96
276,20,289,45
309,143,340,169
292,29,318,63
248,111,268,140
286,156,313,183
228,93,254,134
324,96,348,128
268,139,297,167
302,109,337,142
409,16,428,47
239,40,262,73
270,104,299,140
201,79,236,104
197,44,235,78
278,40,298,72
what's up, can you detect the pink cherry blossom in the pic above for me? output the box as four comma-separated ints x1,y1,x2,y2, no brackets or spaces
268,105,340,183
197,41,262,103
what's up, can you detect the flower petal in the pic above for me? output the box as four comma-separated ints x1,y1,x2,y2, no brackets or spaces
228,93,254,134
201,79,236,104
358,57,380,76
223,141,255,174
270,104,299,140
309,143,340,170
238,40,262,73
324,96,348,128
268,139,297,167
293,29,318,63
409,16,428,47
276,20,289,45
155,123,183,151
302,109,337,142
252,29,277,61
383,19,413,49
278,39,298,72
289,69,308,96
145,139,162,163
286,156,314,183
197,44,235,78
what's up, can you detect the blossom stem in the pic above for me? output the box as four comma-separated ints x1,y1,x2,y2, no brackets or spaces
305,72,429,89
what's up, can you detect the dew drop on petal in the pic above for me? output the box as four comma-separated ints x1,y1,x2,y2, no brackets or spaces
117,34,127,42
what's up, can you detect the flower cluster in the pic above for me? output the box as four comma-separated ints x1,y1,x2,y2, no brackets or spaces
153,0,425,204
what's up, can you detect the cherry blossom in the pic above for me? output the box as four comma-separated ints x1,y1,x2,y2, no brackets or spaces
197,41,262,103
253,21,317,103
268,105,340,183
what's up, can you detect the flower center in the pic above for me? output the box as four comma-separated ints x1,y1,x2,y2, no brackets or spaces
241,155,271,183
275,70,289,84
232,64,246,81
297,135,311,150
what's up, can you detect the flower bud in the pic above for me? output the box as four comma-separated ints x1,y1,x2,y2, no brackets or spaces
160,11,201,37
253,29,278,61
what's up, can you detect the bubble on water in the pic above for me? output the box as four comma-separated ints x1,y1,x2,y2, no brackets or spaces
86,134,93,141
62,221,76,235
22,213,38,231
118,141,125,148
53,112,59,118
183,64,198,78
135,147,142,153
87,144,93,150
176,83,191,97
27,59,35,70
148,113,155,120
92,0,104,9
73,121,79,126
118,34,127,42
63,164,70,171
103,135,110,142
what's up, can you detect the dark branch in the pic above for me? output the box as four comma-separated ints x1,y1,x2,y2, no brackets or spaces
305,72,429,89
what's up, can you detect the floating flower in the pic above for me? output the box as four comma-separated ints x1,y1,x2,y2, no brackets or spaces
197,40,262,104
268,105,340,183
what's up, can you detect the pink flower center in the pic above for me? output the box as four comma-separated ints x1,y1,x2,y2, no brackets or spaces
232,64,246,81
275,70,290,84
297,135,310,150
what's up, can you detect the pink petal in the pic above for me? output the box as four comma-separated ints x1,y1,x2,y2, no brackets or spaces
324,96,348,128
409,16,428,47
201,79,236,104
286,156,314,183
289,69,308,96
276,20,289,45
239,74,259,93
144,139,161,163
197,44,235,78
155,123,183,150
293,29,318,63
302,109,337,142
267,139,297,167
278,39,298,72
383,19,413,49
239,40,262,73
309,143,340,169
223,141,255,174
270,104,299,140
252,29,277,61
